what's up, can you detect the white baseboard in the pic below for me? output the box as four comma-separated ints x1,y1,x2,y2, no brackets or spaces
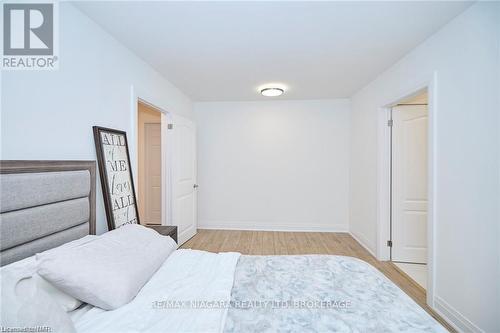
349,230,377,258
198,220,348,233
433,296,483,333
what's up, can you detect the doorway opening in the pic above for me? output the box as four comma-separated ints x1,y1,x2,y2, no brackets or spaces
389,90,429,290
137,101,163,226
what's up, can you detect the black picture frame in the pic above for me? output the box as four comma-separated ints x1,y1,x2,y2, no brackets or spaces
93,126,140,230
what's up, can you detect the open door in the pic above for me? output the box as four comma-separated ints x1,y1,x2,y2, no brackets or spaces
391,104,428,264
170,114,197,244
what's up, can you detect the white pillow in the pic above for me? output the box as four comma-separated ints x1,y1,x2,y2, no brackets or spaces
0,260,76,333
36,235,98,312
35,274,82,312
1,235,98,313
37,224,178,310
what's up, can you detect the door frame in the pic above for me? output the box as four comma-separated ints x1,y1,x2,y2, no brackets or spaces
130,85,173,228
376,73,437,307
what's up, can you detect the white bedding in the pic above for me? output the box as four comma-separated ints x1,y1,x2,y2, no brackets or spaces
72,249,240,333
72,251,444,333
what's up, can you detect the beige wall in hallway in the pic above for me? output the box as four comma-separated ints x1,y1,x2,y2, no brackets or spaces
137,103,162,224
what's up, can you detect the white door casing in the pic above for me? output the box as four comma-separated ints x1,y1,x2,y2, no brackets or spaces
392,105,428,264
170,114,197,245
144,123,162,225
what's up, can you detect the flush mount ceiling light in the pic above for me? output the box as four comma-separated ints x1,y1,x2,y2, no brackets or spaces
261,87,284,97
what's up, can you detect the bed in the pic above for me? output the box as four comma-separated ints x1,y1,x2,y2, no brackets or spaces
0,160,446,333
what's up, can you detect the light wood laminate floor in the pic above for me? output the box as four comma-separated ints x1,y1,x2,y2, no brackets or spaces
181,229,454,332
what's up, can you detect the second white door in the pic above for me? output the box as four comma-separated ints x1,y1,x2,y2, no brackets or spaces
170,114,197,245
392,105,428,264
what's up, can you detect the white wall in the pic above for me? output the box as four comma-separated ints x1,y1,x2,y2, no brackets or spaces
194,99,350,232
0,3,193,234
349,2,500,332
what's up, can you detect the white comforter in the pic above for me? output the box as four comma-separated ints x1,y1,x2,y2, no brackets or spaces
72,249,240,333
73,251,445,333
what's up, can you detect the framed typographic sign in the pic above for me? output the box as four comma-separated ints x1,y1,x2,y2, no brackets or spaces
93,126,140,230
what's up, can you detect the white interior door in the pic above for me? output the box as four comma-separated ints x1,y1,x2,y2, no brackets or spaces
144,123,162,225
392,105,428,263
170,114,197,244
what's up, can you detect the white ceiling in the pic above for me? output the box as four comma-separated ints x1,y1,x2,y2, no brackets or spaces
75,1,471,101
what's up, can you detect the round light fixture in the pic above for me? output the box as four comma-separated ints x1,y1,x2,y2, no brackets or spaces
261,87,284,97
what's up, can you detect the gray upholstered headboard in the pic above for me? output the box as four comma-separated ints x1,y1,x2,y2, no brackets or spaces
0,160,96,266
